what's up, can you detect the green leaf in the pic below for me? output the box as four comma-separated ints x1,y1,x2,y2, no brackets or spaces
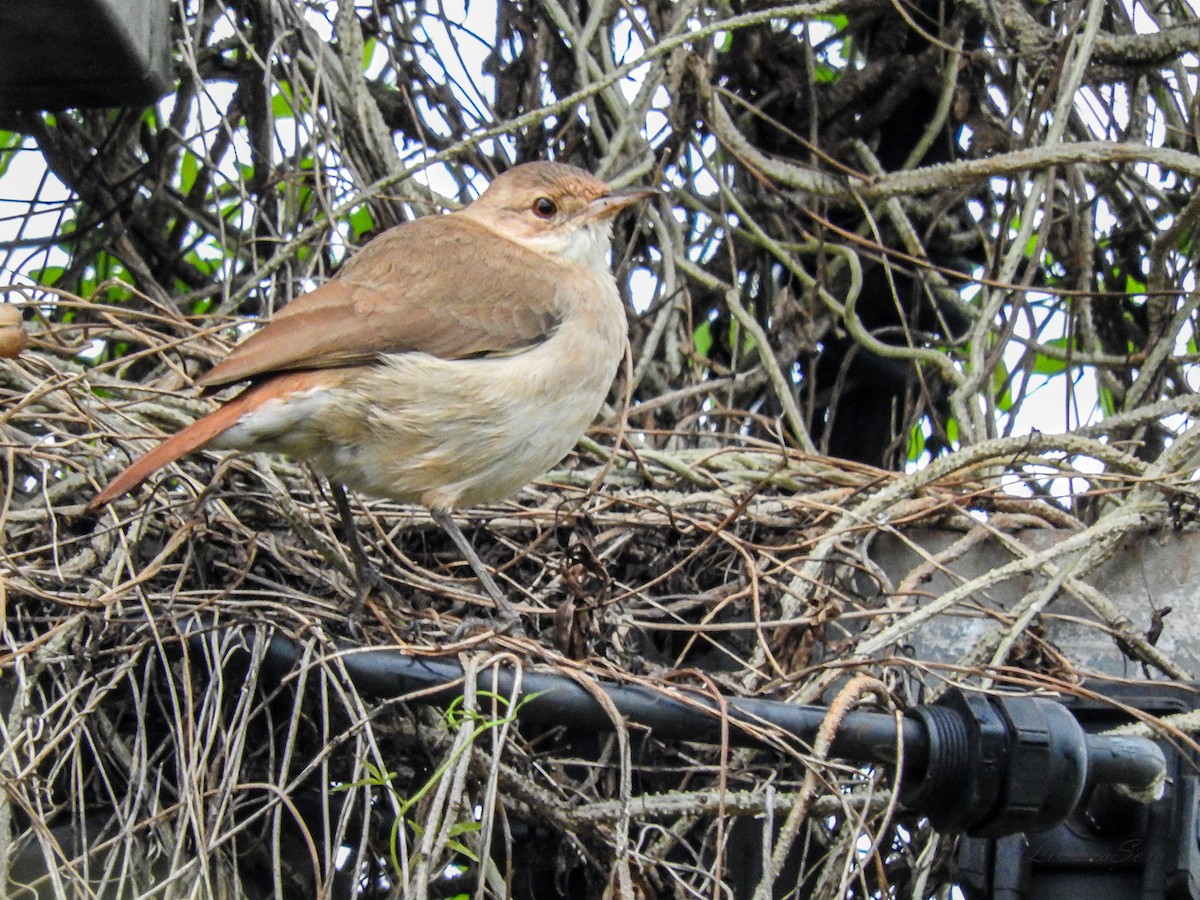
814,63,839,83
90,252,134,302
220,198,245,223
446,840,479,862
362,36,378,70
29,265,64,287
993,362,1013,412
0,130,23,178
735,318,756,354
693,320,714,359
447,820,481,839
443,821,481,861
1099,385,1116,417
179,149,201,195
1031,337,1070,375
271,81,297,119
184,250,220,277
348,204,375,241
906,422,926,462
334,760,398,792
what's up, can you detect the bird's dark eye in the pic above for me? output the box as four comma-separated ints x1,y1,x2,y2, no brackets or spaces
532,197,557,219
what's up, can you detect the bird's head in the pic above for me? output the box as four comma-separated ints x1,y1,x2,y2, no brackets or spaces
459,161,654,268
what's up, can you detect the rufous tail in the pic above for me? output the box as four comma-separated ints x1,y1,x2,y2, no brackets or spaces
86,395,253,511
88,370,348,511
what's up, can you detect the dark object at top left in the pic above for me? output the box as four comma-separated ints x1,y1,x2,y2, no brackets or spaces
0,0,171,111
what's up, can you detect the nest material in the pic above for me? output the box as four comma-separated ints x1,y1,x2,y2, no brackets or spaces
3,298,1197,897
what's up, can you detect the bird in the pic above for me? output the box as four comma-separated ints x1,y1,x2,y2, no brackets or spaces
87,160,654,632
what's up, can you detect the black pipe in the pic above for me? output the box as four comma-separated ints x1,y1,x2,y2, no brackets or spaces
197,628,1166,836
1084,733,1169,790
258,634,924,765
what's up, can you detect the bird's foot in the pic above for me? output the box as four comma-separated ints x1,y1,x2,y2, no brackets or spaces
345,561,409,638
430,509,526,637
451,609,525,641
333,483,411,638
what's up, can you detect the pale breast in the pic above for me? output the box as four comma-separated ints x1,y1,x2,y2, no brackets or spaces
213,283,627,511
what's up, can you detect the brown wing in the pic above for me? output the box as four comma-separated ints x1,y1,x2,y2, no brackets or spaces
196,214,563,391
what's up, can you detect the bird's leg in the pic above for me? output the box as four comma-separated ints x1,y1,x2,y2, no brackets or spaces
332,482,403,633
430,508,523,634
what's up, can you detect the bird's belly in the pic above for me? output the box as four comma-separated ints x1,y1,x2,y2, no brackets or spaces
214,334,620,510
336,391,590,509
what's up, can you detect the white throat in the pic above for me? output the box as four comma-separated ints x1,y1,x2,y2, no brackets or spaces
516,219,614,272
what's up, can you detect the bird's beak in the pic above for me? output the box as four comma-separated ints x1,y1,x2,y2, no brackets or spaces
587,186,658,220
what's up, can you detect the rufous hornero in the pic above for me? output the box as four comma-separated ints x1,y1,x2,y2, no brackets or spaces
88,161,655,633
